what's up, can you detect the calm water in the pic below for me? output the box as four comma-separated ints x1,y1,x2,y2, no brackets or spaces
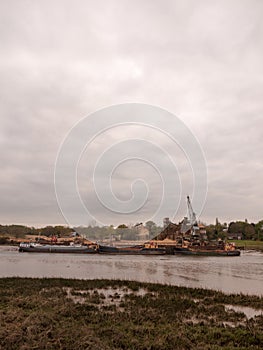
0,246,262,296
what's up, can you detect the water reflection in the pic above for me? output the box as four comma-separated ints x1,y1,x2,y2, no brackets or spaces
0,246,262,296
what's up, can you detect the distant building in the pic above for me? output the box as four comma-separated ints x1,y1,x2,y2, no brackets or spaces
135,224,149,240
228,232,243,240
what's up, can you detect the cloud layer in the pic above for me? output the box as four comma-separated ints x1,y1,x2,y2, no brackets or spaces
0,0,262,226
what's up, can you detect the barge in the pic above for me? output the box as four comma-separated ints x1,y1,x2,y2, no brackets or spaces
173,246,241,256
98,244,166,255
19,242,97,254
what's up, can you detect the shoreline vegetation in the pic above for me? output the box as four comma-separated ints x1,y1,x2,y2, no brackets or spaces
0,218,263,248
1,278,263,349
228,240,263,251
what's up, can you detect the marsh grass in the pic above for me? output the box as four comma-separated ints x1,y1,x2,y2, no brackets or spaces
0,278,263,349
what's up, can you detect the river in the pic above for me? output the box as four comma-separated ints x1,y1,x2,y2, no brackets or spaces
0,246,262,296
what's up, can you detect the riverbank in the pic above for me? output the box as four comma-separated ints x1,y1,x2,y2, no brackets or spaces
1,278,263,349
229,240,263,251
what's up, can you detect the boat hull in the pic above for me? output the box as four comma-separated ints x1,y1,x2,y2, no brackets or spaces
174,247,241,256
98,245,166,255
19,243,97,254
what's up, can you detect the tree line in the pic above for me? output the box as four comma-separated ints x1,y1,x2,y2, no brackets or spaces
205,219,263,241
74,221,162,241
0,218,263,243
0,225,72,239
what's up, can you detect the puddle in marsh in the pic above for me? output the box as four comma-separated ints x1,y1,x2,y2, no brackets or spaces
225,304,263,319
64,287,151,308
192,297,263,320
184,307,263,328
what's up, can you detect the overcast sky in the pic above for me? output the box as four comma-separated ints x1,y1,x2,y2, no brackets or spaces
0,0,262,227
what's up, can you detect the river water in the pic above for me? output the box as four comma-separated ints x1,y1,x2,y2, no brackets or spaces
0,246,262,296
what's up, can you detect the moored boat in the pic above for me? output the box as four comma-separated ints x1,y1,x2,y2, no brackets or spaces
19,242,97,254
98,244,166,255
173,246,241,256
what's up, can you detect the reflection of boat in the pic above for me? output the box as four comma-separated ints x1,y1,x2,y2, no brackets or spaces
98,244,166,255
19,242,97,254
174,246,241,256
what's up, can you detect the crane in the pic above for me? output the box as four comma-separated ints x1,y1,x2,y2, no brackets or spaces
187,196,197,226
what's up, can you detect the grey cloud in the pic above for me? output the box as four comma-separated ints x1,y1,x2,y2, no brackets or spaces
0,0,262,225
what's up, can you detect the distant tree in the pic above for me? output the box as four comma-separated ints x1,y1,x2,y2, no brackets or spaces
218,230,227,240
244,223,255,240
228,221,256,240
0,225,33,238
205,224,216,240
117,224,128,229
255,220,263,240
144,221,163,239
145,221,156,234
214,218,224,237
206,222,227,240
121,228,137,240
40,226,72,237
228,222,243,234
115,224,128,240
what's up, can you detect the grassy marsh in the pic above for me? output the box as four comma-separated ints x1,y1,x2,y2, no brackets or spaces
0,278,263,349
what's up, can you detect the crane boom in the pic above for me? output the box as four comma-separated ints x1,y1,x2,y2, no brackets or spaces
187,196,197,226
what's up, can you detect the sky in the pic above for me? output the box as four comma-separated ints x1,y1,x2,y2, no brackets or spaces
0,0,262,227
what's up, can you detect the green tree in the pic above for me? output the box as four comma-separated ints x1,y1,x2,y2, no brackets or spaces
255,220,263,240
40,226,72,237
205,224,216,240
117,224,128,229
228,221,256,240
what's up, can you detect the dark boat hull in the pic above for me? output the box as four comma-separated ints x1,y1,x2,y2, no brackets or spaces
174,247,241,256
19,243,97,254
98,245,166,255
